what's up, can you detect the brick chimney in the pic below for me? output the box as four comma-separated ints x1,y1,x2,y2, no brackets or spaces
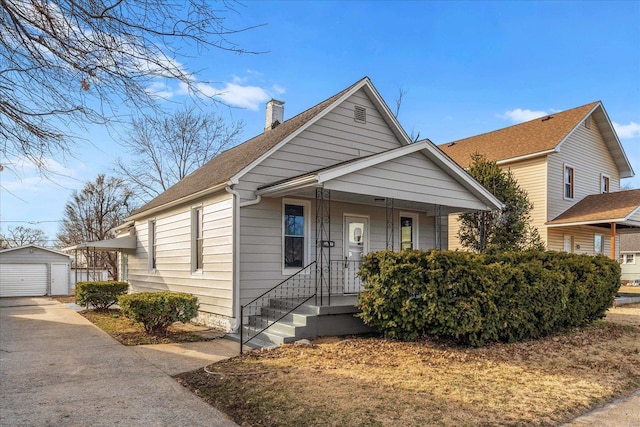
265,99,285,131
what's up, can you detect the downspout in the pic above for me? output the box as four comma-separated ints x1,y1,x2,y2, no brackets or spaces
225,185,241,332
225,184,261,332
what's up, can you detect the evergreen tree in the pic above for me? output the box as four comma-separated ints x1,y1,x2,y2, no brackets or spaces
458,153,545,252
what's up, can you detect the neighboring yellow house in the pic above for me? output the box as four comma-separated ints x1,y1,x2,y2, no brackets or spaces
439,101,640,259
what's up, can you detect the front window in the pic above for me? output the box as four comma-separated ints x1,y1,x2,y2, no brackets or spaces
601,175,610,194
623,254,636,264
192,207,203,271
594,234,603,255
564,165,574,199
284,203,305,269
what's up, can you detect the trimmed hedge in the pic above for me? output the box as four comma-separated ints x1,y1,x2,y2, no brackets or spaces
118,292,199,336
357,250,620,346
75,281,129,310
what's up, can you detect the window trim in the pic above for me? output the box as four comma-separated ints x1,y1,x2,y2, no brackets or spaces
622,253,636,264
600,173,610,194
563,163,575,200
148,219,157,272
399,212,419,251
282,199,311,275
191,206,204,274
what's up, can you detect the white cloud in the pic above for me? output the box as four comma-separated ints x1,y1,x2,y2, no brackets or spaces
177,79,271,110
272,84,286,95
2,156,84,193
500,108,549,123
613,121,640,139
146,81,174,99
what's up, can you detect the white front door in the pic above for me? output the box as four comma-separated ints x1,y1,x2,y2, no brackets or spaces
51,263,69,295
344,216,369,293
563,235,574,253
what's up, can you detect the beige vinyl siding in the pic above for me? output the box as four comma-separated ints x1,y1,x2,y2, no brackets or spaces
547,225,619,258
547,117,621,222
128,191,234,319
239,197,440,305
236,88,403,200
446,156,548,251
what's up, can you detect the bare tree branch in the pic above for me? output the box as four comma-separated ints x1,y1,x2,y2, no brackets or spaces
115,106,244,203
1,0,263,176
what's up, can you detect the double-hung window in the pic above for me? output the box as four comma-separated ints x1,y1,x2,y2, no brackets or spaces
623,254,635,264
564,165,574,199
192,207,203,272
283,202,307,270
400,213,418,250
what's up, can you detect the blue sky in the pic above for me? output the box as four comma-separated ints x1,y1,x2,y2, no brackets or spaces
2,0,639,243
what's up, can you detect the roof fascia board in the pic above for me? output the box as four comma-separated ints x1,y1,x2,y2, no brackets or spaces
594,103,635,178
127,182,229,221
496,149,557,166
256,175,319,197
229,78,373,185
0,244,72,258
546,218,628,227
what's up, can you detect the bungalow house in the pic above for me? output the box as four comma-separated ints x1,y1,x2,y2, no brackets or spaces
113,77,503,346
438,102,640,259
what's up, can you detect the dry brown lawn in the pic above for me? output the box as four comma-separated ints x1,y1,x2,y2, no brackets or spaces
176,304,640,427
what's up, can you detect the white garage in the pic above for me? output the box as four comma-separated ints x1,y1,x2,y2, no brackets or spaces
0,245,72,297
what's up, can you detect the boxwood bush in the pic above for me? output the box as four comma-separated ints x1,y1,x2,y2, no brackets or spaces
118,292,199,336
75,281,129,310
357,250,620,346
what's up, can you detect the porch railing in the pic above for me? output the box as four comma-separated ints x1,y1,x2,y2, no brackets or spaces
239,259,363,353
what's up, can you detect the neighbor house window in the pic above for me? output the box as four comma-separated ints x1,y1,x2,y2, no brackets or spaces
283,202,308,270
149,220,157,270
400,213,418,250
601,174,610,194
192,207,203,271
594,234,603,255
623,254,636,264
564,165,574,199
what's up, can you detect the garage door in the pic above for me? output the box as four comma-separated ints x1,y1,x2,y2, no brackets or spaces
0,264,47,297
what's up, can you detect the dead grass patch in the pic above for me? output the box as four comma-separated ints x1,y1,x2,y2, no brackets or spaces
80,309,221,345
176,307,640,427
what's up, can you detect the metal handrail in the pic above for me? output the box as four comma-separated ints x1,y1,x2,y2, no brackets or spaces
240,261,317,353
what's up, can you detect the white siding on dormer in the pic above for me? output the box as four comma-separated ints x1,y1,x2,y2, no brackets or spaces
236,88,404,200
547,117,621,222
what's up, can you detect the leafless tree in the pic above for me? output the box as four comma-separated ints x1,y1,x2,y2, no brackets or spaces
115,106,244,203
1,0,262,175
57,174,133,278
0,226,48,248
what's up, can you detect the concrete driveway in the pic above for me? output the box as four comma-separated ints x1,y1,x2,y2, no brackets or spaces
0,297,239,427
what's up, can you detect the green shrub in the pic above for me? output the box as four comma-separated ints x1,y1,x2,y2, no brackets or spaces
357,250,620,346
75,281,128,310
118,292,199,336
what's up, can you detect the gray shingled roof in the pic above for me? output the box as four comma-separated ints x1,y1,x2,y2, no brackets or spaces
131,78,368,216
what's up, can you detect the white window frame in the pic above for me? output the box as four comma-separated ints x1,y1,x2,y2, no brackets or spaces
399,212,419,250
594,234,603,255
191,206,204,274
148,219,157,272
623,254,636,264
282,199,311,275
564,164,575,200
600,174,610,194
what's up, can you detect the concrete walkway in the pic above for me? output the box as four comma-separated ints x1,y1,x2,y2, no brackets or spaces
562,390,640,426
0,297,240,427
